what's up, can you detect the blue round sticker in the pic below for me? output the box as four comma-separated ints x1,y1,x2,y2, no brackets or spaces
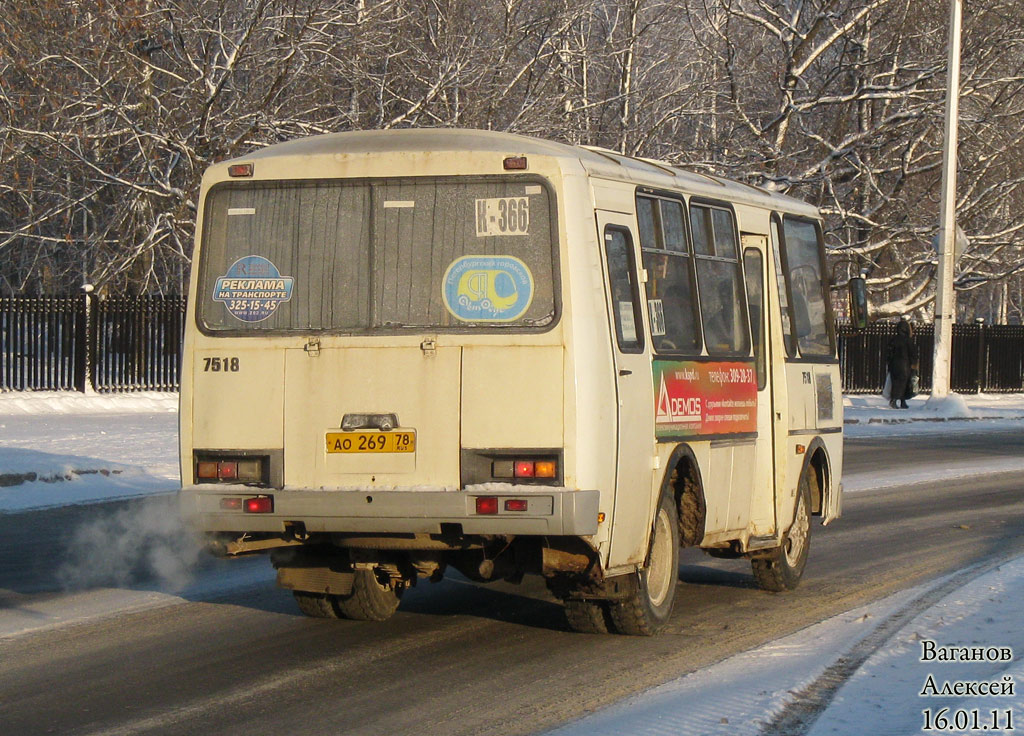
442,255,534,322
213,255,294,323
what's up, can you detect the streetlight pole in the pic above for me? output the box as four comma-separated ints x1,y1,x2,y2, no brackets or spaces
931,0,962,399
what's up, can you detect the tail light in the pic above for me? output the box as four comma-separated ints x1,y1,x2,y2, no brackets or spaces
491,457,558,482
475,497,499,515
534,461,557,478
474,496,532,514
244,496,274,513
218,496,273,513
195,455,266,485
514,461,535,478
461,450,562,487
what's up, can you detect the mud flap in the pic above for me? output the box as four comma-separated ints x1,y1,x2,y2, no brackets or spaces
822,482,843,526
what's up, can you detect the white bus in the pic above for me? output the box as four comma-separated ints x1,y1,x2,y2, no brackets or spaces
179,129,843,635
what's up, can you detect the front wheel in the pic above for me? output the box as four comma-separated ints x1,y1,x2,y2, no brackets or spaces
751,469,812,592
608,492,680,635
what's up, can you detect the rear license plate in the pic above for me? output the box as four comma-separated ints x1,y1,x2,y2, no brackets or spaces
325,431,416,454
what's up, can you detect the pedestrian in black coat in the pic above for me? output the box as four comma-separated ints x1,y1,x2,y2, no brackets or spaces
887,318,919,409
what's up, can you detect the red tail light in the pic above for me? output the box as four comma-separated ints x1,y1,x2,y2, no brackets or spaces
220,497,243,511
244,496,274,513
504,499,528,512
514,461,535,478
475,497,499,515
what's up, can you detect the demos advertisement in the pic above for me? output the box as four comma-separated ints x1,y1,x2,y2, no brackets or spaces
654,360,757,438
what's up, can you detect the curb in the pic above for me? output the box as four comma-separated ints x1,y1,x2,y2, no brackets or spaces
844,415,1024,425
0,468,124,488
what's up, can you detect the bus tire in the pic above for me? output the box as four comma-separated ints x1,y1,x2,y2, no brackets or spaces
293,591,341,619
564,599,611,634
333,569,402,621
752,469,812,592
608,492,680,636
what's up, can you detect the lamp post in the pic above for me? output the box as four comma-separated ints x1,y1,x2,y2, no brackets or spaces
931,0,962,399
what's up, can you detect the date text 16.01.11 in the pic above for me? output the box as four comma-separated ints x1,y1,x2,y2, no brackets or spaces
922,708,1013,732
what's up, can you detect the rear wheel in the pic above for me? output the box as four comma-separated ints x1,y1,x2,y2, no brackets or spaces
608,492,680,636
564,599,611,634
752,469,812,592
293,591,341,619
333,569,403,621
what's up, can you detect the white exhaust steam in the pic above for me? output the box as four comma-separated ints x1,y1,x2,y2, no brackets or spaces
57,496,204,592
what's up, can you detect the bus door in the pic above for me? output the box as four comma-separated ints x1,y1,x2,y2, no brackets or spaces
597,213,657,568
741,236,777,537
769,215,841,523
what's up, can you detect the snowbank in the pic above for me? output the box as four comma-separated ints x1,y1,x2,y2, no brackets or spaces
0,390,178,416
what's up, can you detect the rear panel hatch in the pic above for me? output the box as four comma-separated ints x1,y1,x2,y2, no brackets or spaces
284,344,461,489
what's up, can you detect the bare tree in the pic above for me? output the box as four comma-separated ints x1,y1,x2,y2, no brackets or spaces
0,0,1021,318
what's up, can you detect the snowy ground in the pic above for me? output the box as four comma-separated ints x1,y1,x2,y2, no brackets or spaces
1,389,1023,733
550,556,1024,736
0,391,179,512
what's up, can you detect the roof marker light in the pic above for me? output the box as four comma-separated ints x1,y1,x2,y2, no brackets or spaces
503,156,528,170
228,163,254,177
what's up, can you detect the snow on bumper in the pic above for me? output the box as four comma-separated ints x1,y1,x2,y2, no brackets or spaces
178,485,601,536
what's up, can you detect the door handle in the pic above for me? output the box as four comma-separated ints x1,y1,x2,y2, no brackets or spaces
619,369,632,376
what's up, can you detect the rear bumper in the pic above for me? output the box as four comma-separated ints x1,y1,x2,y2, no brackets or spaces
179,486,601,536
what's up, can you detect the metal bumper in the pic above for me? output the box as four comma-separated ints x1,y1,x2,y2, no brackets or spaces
179,486,601,537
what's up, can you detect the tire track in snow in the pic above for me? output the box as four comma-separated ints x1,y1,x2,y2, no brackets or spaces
760,553,1016,736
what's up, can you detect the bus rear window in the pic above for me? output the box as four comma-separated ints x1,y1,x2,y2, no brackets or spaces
198,177,557,332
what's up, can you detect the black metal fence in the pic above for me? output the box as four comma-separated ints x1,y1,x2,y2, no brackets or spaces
92,297,186,392
838,322,1024,394
1,295,185,393
0,297,85,392
4,297,1024,395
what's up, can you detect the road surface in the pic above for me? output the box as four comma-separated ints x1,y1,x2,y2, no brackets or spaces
1,428,1022,735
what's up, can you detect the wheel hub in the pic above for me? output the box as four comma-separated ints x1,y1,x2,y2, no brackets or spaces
647,508,674,607
784,492,809,567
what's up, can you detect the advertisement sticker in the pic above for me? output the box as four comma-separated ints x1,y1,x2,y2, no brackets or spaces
213,255,294,323
442,255,534,322
654,360,757,438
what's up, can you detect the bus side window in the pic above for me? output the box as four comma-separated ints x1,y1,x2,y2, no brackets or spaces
770,218,795,357
781,217,834,356
743,248,766,389
604,228,644,353
691,203,749,356
637,195,701,354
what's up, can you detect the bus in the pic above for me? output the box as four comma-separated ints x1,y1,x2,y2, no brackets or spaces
179,129,843,635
